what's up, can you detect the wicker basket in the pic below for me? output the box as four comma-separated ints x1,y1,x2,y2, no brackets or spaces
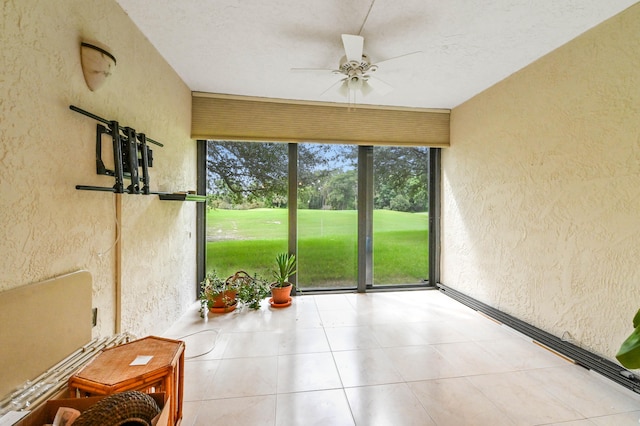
72,390,161,426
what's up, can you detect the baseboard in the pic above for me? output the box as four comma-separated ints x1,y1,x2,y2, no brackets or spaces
436,283,640,394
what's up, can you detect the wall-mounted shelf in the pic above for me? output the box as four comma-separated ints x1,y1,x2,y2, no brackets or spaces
158,193,207,202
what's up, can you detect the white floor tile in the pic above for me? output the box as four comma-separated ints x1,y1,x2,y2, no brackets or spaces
180,400,201,426
275,389,354,426
590,411,640,425
221,330,281,358
383,345,459,381
431,341,514,376
523,365,640,418
544,420,597,426
162,290,640,426
283,308,324,329
182,359,219,402
181,329,227,360
325,326,381,351
369,323,431,347
277,327,330,354
405,320,471,344
333,348,404,387
345,383,436,426
474,337,571,370
448,316,518,341
314,294,354,311
318,309,360,327
207,356,278,399
193,395,276,426
467,370,584,424
276,352,342,393
408,377,516,426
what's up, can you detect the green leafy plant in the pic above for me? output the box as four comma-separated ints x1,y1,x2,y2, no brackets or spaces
616,308,640,369
271,253,297,288
199,271,235,315
200,270,269,316
233,271,270,310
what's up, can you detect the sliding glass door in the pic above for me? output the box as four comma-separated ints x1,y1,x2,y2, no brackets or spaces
204,141,288,279
372,146,429,287
296,144,358,290
202,140,436,291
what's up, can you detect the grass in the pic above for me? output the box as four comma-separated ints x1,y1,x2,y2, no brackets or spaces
206,208,428,288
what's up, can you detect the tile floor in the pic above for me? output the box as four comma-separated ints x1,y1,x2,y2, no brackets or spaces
162,290,640,426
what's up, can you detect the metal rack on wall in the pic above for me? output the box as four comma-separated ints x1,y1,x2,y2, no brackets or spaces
71,105,205,202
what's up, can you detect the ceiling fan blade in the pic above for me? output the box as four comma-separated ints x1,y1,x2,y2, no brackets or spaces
361,81,374,97
320,77,347,97
338,80,350,98
366,76,393,96
342,34,364,62
291,67,338,74
374,51,423,67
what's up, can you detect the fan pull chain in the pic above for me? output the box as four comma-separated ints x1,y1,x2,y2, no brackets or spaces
348,90,358,112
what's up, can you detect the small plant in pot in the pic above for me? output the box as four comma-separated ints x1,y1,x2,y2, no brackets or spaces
200,271,238,315
200,270,270,316
270,253,297,308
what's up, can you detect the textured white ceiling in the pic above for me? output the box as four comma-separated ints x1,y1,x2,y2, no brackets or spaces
114,0,638,109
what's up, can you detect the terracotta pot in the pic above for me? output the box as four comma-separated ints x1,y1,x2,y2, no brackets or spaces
271,283,292,305
209,290,238,313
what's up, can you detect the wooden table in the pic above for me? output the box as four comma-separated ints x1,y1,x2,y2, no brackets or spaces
68,336,185,426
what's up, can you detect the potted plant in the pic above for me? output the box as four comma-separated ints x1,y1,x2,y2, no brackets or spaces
200,271,238,314
616,308,640,369
200,270,271,316
232,270,270,310
270,253,297,307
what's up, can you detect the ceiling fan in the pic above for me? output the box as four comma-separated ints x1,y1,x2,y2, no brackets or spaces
292,34,422,103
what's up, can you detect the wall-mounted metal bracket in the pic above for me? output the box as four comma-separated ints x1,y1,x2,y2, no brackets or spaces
71,105,160,194
72,105,204,201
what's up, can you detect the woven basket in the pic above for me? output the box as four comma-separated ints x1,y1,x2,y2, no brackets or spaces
72,390,161,426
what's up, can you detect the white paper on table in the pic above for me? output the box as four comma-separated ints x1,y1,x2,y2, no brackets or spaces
130,355,154,366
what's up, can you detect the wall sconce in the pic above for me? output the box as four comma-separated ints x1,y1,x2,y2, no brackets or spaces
80,42,116,91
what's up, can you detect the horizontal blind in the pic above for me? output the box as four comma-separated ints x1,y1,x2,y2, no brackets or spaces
192,93,450,146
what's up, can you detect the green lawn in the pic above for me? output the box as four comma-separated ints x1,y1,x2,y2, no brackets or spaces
206,208,428,287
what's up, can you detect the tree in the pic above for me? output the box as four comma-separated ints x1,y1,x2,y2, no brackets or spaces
206,142,288,205
207,142,351,207
390,194,411,212
325,170,357,210
206,142,427,212
297,145,357,210
374,147,429,212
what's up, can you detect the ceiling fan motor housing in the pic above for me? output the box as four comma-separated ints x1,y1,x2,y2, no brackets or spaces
340,54,378,90
340,54,373,73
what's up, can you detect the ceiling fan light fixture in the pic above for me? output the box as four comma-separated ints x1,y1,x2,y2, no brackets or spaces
347,75,363,91
339,80,350,97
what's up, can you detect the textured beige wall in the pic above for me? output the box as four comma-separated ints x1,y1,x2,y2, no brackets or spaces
443,3,640,362
0,0,197,338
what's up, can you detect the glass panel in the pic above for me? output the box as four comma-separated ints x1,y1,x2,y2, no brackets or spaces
205,141,288,280
373,146,429,285
297,144,358,289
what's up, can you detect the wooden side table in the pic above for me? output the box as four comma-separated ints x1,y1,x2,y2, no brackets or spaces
68,336,185,426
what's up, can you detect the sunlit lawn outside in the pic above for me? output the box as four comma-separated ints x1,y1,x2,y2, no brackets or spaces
206,208,428,287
